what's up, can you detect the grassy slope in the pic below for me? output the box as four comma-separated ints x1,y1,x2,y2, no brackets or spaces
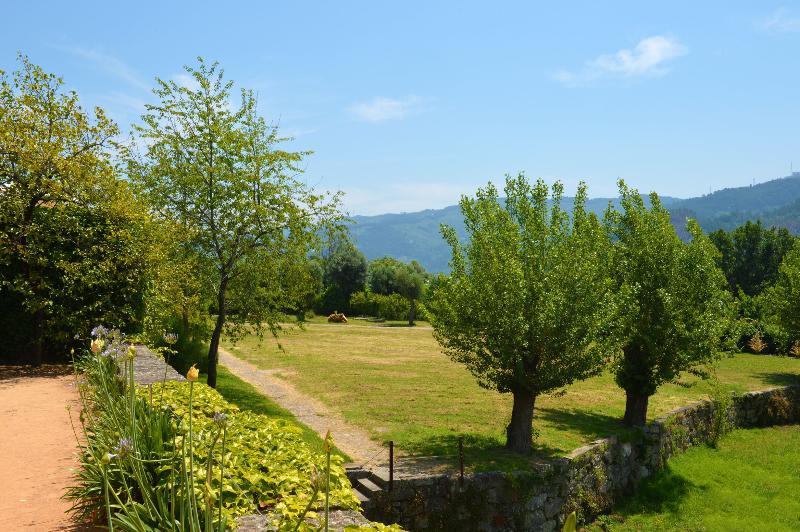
223,322,800,470
203,365,349,460
592,426,800,531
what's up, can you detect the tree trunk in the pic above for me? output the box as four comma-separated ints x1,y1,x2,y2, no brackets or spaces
408,298,415,326
505,389,536,453
206,277,228,388
623,391,650,426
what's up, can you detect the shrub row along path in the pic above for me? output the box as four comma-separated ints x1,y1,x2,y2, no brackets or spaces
0,366,88,531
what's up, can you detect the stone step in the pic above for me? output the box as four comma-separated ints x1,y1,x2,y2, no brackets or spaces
355,477,383,496
352,487,370,505
367,468,389,489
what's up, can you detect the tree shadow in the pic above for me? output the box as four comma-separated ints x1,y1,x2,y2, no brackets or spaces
756,372,800,387
397,432,561,473
0,364,73,382
535,407,635,447
613,465,703,517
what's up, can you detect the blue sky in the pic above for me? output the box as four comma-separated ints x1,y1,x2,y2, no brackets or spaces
3,1,799,214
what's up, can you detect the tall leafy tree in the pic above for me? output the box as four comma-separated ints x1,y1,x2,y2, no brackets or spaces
0,56,119,364
321,237,367,313
367,256,405,295
608,181,732,426
429,175,619,453
395,264,425,325
763,246,800,345
708,221,795,297
130,59,341,387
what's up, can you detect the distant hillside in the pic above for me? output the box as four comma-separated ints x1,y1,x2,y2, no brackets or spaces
349,174,800,272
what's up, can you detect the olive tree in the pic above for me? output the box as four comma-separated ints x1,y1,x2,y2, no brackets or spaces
608,181,732,426
129,59,342,387
429,174,619,453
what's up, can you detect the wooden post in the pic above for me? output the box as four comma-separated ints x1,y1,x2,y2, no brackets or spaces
389,440,394,492
459,437,464,485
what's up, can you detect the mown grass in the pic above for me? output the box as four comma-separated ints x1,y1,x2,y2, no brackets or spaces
591,425,800,531
203,365,349,460
223,322,800,471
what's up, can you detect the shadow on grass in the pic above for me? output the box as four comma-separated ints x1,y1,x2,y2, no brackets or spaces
398,432,562,472
397,409,632,473
757,371,800,387
612,465,702,517
536,407,633,446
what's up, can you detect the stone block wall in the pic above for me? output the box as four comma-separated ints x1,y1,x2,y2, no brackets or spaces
366,385,800,531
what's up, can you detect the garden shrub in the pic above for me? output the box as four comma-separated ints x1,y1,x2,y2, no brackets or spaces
734,318,787,354
349,291,414,321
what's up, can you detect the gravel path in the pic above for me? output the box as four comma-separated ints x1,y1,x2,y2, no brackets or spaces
218,349,386,464
0,366,93,531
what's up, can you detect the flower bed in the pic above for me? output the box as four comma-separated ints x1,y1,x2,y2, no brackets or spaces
66,328,398,530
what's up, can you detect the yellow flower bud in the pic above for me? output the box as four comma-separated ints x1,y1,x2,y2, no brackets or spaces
127,345,137,360
186,364,199,382
91,338,105,354
323,429,333,453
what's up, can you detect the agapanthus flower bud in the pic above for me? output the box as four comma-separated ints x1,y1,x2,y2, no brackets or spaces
212,411,228,428
114,437,133,457
186,364,199,382
91,338,105,354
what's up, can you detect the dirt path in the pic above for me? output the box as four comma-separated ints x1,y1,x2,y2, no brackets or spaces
0,366,87,531
218,349,386,464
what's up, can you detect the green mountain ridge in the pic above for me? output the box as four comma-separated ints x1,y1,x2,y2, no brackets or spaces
349,174,800,272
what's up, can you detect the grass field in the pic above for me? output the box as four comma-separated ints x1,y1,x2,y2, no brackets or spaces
590,425,800,531
223,321,800,470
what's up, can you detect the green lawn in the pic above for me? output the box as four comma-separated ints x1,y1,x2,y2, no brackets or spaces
202,365,349,460
223,322,800,470
591,425,800,531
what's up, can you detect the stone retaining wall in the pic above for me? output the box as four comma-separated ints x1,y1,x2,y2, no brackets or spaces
365,385,800,531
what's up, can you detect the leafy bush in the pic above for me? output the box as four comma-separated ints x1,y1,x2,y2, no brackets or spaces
734,318,787,354
349,291,409,321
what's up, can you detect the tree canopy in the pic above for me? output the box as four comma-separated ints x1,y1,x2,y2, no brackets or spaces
608,181,733,426
429,174,619,453
128,58,341,387
0,55,138,363
708,221,795,297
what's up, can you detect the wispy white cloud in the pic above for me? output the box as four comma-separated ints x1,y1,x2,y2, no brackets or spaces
172,72,201,91
60,46,150,92
756,8,800,33
553,35,688,86
344,181,471,215
349,96,426,122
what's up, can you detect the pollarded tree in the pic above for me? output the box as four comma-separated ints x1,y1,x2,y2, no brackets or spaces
129,59,342,387
608,181,732,426
429,174,620,453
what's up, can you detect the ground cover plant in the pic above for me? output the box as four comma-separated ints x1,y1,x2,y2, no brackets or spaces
223,322,800,471
204,365,349,460
590,425,800,531
67,327,367,531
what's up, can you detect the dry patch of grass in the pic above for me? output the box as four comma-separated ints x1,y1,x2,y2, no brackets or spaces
224,323,800,470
